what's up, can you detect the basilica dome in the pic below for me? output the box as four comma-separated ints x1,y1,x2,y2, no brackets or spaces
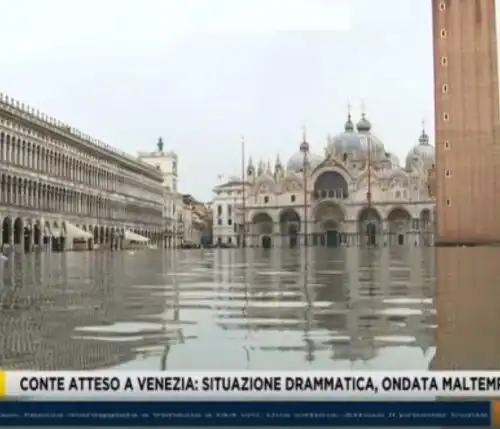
405,128,435,170
287,149,323,172
328,113,386,160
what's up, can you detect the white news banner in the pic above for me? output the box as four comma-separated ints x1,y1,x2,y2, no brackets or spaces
1,371,500,399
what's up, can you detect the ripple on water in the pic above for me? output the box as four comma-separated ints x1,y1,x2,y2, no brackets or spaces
0,248,437,370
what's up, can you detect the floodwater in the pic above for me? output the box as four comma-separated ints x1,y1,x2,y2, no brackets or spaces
0,246,498,371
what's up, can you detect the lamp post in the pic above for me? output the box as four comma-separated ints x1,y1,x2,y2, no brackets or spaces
300,130,310,247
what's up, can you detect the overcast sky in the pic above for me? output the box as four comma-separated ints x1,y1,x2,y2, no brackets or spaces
0,0,433,201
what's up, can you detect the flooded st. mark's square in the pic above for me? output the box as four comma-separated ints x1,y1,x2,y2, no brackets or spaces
0,247,499,371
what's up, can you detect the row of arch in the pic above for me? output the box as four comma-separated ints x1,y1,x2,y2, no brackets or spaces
256,169,425,203
0,130,161,197
0,173,163,222
251,205,432,229
250,204,432,248
0,217,163,253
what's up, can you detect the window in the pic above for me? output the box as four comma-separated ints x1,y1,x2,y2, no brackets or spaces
172,161,177,172
264,196,269,203
440,56,448,66
439,1,446,11
217,218,222,225
228,237,232,244
291,195,296,202
228,219,232,226
342,153,348,162
443,112,450,121
442,83,448,93
446,199,451,207
445,169,451,177
217,205,222,216
440,28,447,38
227,204,232,216
444,140,450,149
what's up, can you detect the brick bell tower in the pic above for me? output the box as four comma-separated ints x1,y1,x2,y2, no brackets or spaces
433,0,500,244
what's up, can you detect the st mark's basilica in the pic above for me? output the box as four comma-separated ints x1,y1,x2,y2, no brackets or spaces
212,111,436,248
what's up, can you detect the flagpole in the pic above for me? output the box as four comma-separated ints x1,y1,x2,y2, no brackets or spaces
241,136,246,248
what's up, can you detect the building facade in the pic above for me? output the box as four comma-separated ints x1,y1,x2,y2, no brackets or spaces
433,0,500,244
138,140,210,248
212,177,244,247
212,113,435,247
181,194,210,246
0,93,164,252
138,139,183,248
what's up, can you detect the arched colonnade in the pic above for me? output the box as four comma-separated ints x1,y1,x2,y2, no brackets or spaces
0,216,164,253
248,205,434,248
244,168,433,248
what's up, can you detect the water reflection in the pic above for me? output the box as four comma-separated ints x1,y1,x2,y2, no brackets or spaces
432,247,500,370
0,247,439,371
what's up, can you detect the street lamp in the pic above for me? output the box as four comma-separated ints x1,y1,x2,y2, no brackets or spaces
300,131,310,247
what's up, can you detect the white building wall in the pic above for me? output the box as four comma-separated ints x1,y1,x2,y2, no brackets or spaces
138,149,178,193
212,184,243,245
138,144,181,248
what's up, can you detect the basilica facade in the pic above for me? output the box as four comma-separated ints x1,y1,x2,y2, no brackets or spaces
212,112,435,247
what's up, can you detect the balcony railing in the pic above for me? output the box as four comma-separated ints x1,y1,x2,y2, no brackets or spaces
313,189,348,200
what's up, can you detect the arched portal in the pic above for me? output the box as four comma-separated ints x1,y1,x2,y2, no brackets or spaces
105,227,111,248
262,235,272,249
51,221,62,252
313,202,345,247
110,227,116,250
1,217,11,249
87,226,94,250
314,171,349,200
387,207,412,246
43,221,51,247
99,226,105,245
251,212,273,248
34,220,41,248
23,221,32,253
358,207,382,247
279,209,301,248
93,226,99,247
420,208,431,226
13,217,23,247
420,208,432,245
60,222,67,251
